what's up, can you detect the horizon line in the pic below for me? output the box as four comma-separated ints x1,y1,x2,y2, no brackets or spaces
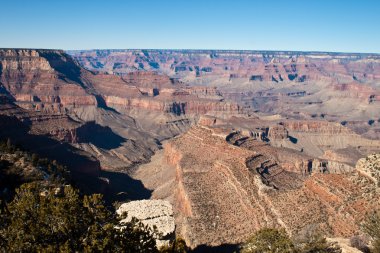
1,47,380,55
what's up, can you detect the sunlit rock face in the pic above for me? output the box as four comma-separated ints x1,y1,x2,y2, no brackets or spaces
0,49,97,108
117,200,175,247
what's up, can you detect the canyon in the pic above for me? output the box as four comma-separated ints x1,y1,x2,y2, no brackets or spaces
70,49,380,139
1,48,380,249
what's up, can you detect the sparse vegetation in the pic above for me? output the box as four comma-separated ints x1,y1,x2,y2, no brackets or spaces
241,228,342,253
241,228,295,253
297,234,341,253
363,211,380,253
350,235,370,253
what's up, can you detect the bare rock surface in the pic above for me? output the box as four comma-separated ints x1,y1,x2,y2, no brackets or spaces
117,200,175,246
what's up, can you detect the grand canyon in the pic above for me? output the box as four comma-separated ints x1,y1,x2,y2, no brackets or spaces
0,48,379,251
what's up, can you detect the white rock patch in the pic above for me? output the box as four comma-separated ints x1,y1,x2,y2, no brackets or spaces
117,199,175,247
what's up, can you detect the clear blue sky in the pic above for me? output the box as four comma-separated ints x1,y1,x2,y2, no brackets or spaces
1,0,379,53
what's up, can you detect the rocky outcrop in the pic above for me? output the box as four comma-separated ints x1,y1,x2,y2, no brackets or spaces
356,153,380,185
326,238,362,253
117,200,175,247
267,124,289,140
227,130,355,176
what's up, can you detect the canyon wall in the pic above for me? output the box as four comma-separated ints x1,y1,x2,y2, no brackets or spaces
69,49,380,138
0,49,97,108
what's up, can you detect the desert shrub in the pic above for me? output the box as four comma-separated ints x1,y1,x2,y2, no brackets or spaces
297,234,341,253
0,182,158,252
363,211,380,253
350,236,370,253
241,228,295,253
159,237,189,253
241,228,344,253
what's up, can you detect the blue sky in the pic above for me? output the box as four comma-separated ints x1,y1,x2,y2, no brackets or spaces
0,0,379,53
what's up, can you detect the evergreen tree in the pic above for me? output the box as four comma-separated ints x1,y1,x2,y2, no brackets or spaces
0,182,158,253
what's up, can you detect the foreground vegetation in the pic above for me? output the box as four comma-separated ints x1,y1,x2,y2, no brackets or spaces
241,228,341,253
0,139,160,252
0,183,158,252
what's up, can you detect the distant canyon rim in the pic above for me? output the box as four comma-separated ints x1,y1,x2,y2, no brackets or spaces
0,48,379,248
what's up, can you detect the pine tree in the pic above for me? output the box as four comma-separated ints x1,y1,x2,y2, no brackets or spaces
0,182,158,252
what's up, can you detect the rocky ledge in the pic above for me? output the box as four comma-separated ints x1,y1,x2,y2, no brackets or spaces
117,200,175,247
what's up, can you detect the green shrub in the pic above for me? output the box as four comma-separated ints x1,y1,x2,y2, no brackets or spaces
363,210,380,253
0,182,158,252
241,228,295,253
297,234,341,253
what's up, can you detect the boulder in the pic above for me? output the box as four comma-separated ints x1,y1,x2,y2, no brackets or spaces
117,200,175,247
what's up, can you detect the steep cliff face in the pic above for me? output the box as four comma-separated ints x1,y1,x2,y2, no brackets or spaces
0,49,96,108
98,83,241,116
